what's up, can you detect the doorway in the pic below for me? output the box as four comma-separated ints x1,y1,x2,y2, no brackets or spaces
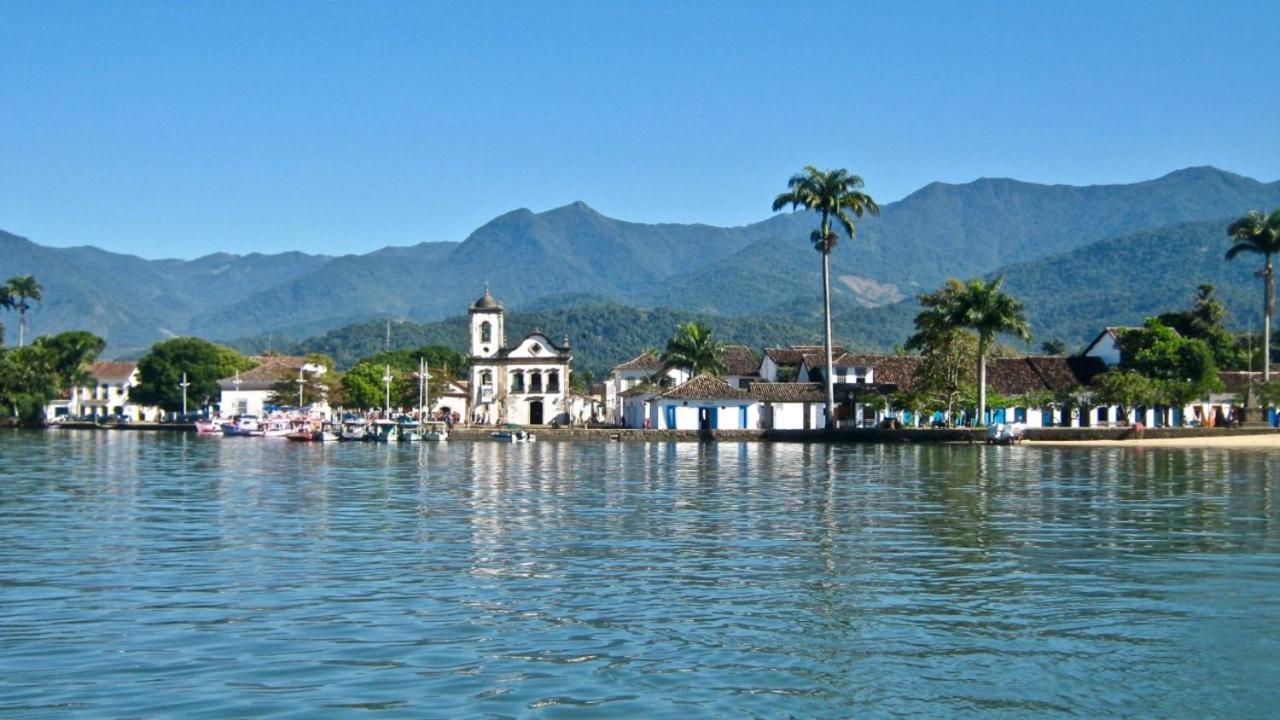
530,400,544,425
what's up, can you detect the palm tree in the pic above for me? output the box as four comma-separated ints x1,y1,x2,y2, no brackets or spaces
1227,209,1280,382
926,276,1031,425
661,322,725,377
5,275,43,348
0,285,12,345
772,166,879,427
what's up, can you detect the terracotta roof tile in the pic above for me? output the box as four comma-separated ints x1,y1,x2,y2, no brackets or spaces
89,362,137,380
657,374,754,401
750,382,825,403
614,352,663,372
721,345,760,376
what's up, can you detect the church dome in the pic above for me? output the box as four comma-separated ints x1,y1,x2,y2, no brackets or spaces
471,288,503,310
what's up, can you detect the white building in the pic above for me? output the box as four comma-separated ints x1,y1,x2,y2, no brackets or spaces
605,351,689,426
45,361,159,422
760,345,850,383
750,382,826,430
649,374,760,430
467,289,574,426
218,356,329,418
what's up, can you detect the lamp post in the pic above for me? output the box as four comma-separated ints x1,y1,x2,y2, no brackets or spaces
179,372,190,419
296,368,306,408
382,365,393,414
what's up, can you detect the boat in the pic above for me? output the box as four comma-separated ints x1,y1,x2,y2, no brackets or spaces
286,429,323,442
338,417,369,441
260,417,296,438
985,422,1026,445
368,419,402,442
421,420,449,442
222,415,264,437
492,424,536,443
193,418,223,434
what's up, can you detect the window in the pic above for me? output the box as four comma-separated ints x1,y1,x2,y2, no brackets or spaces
547,371,559,392
480,321,492,343
511,371,525,393
481,371,492,386
530,372,543,393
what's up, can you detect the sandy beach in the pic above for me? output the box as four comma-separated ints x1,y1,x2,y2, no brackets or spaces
1026,433,1280,449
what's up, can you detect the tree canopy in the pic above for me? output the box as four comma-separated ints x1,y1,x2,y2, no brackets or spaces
660,321,725,377
133,338,256,412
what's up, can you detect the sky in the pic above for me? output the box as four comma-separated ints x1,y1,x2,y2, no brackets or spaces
2,0,1278,259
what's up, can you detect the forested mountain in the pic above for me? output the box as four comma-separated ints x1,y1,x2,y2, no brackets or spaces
2,166,1277,359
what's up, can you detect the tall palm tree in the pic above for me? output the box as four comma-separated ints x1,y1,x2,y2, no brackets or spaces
1227,209,1280,382
0,284,12,345
5,275,43,348
661,321,725,377
772,166,879,427
930,276,1031,424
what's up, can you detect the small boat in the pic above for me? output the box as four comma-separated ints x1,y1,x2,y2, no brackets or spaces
261,417,295,438
194,418,223,434
286,430,322,442
222,415,264,437
985,422,1027,445
339,418,369,441
492,426,536,443
421,420,449,442
368,419,402,443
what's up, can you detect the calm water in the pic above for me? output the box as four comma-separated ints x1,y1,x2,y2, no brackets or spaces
1,432,1278,718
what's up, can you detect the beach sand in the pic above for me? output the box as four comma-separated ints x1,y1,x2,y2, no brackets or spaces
1026,433,1280,449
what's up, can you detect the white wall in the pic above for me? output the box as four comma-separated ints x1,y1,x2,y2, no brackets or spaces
650,401,759,430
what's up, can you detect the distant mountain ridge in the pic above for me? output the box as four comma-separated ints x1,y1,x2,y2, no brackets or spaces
2,166,1277,358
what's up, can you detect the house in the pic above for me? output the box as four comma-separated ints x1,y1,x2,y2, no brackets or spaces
467,289,574,426
218,355,329,417
605,351,689,426
796,351,875,385
721,345,761,390
649,374,759,430
427,378,470,424
981,356,1108,427
45,361,159,422
760,345,849,383
750,382,825,429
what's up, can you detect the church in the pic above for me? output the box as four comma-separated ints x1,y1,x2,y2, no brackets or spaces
468,289,574,426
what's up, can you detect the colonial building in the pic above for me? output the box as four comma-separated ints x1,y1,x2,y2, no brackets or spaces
649,374,759,430
45,361,159,422
218,355,329,417
605,351,689,426
468,289,573,426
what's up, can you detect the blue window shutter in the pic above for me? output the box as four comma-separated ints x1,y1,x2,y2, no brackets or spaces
740,405,748,429
665,405,676,429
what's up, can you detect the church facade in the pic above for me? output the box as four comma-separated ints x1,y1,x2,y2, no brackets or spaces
468,289,573,426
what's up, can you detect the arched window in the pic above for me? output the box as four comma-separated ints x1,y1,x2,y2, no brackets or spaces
481,371,492,386
547,371,560,392
530,371,543,393
480,321,492,343
511,371,525,393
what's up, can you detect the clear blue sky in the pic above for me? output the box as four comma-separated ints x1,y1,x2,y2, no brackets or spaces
3,1,1277,259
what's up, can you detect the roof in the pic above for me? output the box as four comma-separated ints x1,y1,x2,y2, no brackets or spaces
750,382,825,403
985,356,1110,395
846,354,923,388
218,355,312,390
657,374,754,401
471,288,503,311
614,351,663,372
801,351,866,371
1219,368,1280,395
721,345,760,377
89,362,137,381
764,345,849,367
1082,326,1181,358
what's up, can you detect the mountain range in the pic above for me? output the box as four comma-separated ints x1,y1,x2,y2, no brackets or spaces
2,166,1278,372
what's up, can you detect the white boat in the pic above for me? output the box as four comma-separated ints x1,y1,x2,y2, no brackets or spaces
222,415,263,437
261,417,295,438
339,418,369,441
985,422,1027,445
492,428,536,443
422,420,449,442
194,418,223,434
369,419,402,442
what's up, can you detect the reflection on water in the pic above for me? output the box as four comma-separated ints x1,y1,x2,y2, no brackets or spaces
1,431,1278,717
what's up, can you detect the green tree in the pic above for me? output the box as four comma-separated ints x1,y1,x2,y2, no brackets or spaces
0,345,59,425
364,346,467,377
910,276,1031,424
660,321,725,377
1040,339,1068,356
4,275,43,348
773,165,879,426
1157,284,1245,369
133,338,256,412
32,331,105,398
340,362,394,410
1116,318,1221,400
1226,209,1280,381
1090,370,1158,423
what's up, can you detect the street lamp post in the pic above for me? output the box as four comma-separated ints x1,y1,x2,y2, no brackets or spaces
179,372,190,419
382,365,393,414
296,368,306,408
